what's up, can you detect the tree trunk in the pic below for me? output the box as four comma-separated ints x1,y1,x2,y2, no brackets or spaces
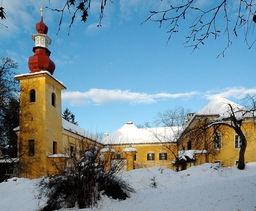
237,132,247,170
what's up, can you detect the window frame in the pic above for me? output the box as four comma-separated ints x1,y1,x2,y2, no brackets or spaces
30,89,36,102
53,141,57,154
116,152,121,159
214,133,222,149
159,152,167,160
234,134,241,149
70,145,74,158
28,140,35,156
147,152,155,161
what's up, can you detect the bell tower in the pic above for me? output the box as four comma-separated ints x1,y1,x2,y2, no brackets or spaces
15,7,66,178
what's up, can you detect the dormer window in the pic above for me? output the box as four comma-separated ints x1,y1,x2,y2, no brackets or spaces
30,89,36,102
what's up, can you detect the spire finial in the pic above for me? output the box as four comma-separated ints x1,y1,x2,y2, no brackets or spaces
40,5,43,21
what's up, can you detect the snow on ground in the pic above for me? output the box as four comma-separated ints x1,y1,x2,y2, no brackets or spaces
1,163,256,211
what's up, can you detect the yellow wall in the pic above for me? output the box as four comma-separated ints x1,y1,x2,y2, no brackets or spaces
15,72,65,178
177,116,256,169
110,143,177,170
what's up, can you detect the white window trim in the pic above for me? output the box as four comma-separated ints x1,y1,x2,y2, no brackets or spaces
234,134,241,149
214,133,222,150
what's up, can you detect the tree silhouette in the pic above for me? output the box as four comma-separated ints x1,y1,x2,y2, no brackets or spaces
143,1,256,56
46,0,107,35
0,58,19,150
62,107,78,125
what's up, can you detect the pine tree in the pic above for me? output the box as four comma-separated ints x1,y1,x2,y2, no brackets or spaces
62,107,78,125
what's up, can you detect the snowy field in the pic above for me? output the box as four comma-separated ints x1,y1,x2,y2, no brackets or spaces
1,163,256,211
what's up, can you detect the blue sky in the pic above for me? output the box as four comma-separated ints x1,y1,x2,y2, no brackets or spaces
1,0,256,134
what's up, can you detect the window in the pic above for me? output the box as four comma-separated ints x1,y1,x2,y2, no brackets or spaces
235,135,241,148
30,89,36,102
53,141,57,154
134,154,136,161
70,145,74,158
51,93,56,107
147,153,154,161
28,140,35,156
159,152,167,160
214,134,222,149
116,153,121,159
187,140,192,150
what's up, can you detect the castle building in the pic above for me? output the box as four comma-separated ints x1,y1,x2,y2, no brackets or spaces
102,96,256,171
11,9,256,179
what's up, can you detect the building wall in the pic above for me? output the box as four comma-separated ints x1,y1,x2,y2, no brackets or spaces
110,143,177,170
16,73,72,178
177,117,256,169
213,119,256,167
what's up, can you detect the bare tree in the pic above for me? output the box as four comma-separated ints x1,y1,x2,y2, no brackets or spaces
144,1,256,56
150,107,191,168
46,0,108,35
154,107,191,127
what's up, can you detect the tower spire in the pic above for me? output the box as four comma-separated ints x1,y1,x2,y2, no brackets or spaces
40,5,43,21
28,5,55,75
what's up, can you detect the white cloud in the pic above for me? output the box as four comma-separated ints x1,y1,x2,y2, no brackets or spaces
62,87,256,107
205,87,256,100
62,88,198,106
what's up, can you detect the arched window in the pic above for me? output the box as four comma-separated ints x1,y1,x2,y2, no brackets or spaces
51,93,56,107
30,89,36,102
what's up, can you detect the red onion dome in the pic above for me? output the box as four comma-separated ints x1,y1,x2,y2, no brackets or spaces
36,17,48,34
28,48,55,75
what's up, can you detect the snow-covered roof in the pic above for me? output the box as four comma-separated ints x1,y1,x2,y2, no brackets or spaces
100,147,116,153
172,150,207,163
62,118,100,143
14,71,66,88
102,121,180,145
197,96,246,118
123,146,138,152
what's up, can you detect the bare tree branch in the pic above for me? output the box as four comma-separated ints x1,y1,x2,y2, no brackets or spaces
144,1,256,56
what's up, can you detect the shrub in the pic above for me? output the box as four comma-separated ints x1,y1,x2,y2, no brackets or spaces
38,146,134,210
